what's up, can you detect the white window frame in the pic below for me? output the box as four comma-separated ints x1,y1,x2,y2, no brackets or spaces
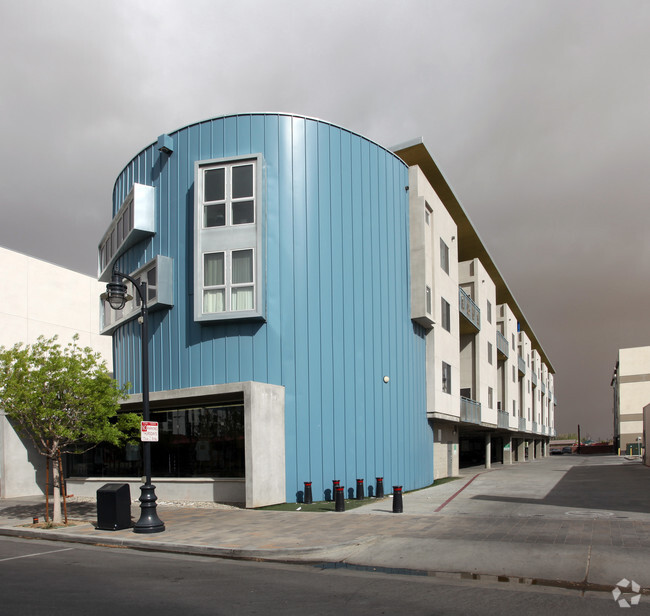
202,248,256,314
194,154,265,323
201,161,256,229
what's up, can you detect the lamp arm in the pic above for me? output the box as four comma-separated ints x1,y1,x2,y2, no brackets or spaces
114,270,147,308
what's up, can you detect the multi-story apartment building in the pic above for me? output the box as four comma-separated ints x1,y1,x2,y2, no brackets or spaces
59,113,556,504
396,138,556,479
611,347,649,454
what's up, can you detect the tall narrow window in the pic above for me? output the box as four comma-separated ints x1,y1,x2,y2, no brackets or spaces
487,300,492,324
195,154,264,322
231,249,254,311
204,252,225,313
441,297,451,332
425,286,432,315
488,342,493,365
442,362,452,394
440,238,449,275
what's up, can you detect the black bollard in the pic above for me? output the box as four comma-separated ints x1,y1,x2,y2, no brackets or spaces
356,478,364,500
392,486,403,513
335,485,345,512
332,479,340,497
376,477,384,498
304,482,313,505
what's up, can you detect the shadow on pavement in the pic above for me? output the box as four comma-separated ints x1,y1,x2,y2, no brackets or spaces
0,501,97,519
470,462,650,513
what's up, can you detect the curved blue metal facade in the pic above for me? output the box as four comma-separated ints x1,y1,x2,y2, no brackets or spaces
110,113,432,500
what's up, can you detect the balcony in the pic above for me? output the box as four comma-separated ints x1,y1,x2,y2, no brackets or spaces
518,417,526,431
496,331,509,360
518,356,526,375
497,410,509,429
460,397,481,424
531,371,538,387
541,381,546,395
459,287,480,332
532,421,538,433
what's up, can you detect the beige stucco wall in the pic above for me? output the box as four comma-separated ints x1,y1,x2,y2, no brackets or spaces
459,258,497,426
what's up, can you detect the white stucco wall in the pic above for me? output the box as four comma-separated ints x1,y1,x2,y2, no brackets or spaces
459,259,497,426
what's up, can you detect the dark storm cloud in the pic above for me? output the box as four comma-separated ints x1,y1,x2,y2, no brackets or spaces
1,0,648,439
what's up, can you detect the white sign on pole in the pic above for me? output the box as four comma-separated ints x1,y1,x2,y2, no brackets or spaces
140,421,159,442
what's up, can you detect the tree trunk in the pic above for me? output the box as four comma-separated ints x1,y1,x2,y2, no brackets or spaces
45,456,50,523
51,456,62,524
58,452,68,525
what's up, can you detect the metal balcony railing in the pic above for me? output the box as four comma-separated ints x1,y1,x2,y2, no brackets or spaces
541,381,546,395
460,397,481,424
518,356,526,375
496,331,509,359
459,287,480,331
532,421,538,433
497,410,509,429
518,417,526,431
531,371,538,387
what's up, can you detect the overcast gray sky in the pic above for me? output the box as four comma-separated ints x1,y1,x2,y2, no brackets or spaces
2,0,648,439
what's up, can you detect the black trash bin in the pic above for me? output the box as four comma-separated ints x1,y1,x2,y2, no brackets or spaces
97,483,132,530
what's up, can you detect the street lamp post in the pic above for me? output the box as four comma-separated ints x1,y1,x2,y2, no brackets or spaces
106,265,165,534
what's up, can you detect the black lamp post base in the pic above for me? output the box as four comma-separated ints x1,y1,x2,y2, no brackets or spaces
133,484,165,534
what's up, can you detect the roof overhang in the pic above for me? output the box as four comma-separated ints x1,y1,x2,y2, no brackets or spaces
392,138,555,373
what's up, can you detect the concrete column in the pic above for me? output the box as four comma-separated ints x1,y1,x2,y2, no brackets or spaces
504,437,513,465
485,433,492,469
517,439,525,462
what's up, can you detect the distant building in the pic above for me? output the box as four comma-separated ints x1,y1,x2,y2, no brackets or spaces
65,113,556,506
0,246,111,498
612,347,650,454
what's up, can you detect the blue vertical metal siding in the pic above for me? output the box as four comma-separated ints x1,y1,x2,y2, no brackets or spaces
110,113,433,500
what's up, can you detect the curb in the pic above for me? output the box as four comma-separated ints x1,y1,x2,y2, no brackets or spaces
0,524,372,561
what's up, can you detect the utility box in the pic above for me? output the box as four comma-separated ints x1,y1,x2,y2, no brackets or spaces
96,483,132,530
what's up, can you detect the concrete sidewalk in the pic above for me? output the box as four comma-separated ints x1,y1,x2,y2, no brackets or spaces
1,455,649,595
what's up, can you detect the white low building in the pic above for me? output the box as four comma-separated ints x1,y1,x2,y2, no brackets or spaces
0,246,111,498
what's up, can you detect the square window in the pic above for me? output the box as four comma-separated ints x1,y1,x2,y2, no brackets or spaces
205,203,226,227
204,289,225,313
232,200,254,225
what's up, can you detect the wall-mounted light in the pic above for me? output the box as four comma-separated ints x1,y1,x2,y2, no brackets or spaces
383,376,390,384
157,134,174,155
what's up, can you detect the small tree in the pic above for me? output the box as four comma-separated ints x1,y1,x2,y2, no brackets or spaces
0,335,140,524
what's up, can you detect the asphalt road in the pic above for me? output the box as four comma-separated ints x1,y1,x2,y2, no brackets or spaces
1,537,646,615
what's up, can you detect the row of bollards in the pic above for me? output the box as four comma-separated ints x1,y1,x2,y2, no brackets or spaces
303,479,403,513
